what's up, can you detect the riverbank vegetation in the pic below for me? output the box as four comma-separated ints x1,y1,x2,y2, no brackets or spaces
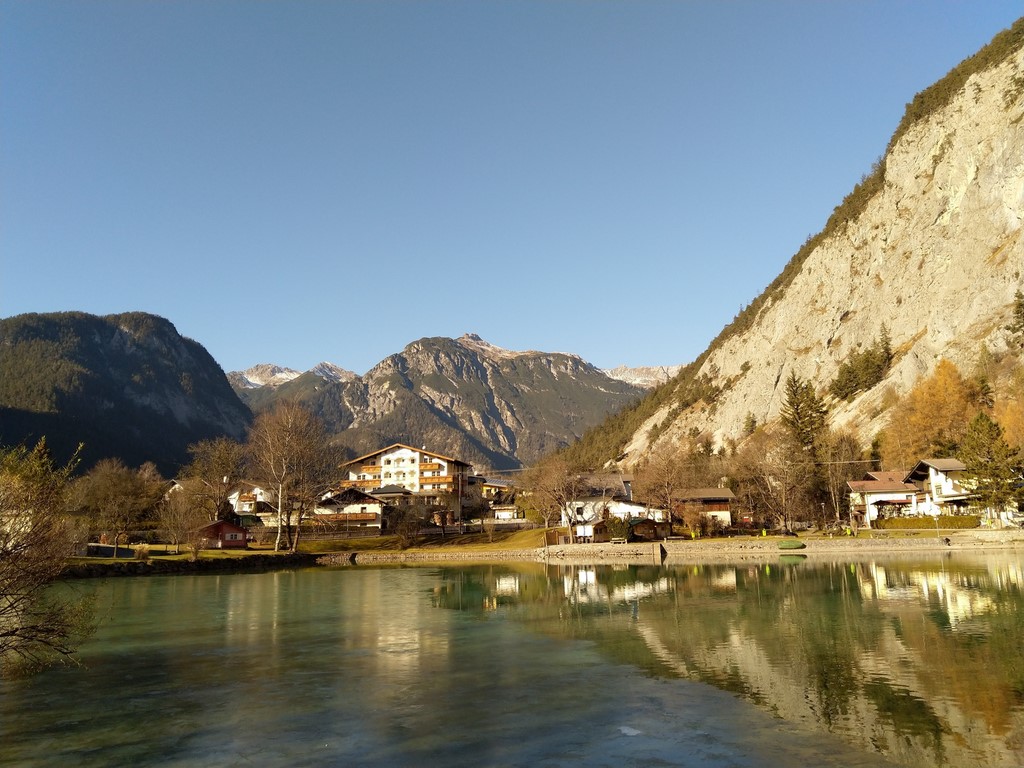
0,440,94,678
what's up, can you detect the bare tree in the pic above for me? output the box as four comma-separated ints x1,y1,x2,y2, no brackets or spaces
632,443,688,530
159,478,211,557
732,429,807,532
183,437,246,521
0,440,93,677
522,457,591,543
247,403,338,552
384,500,430,549
818,429,866,529
74,459,164,557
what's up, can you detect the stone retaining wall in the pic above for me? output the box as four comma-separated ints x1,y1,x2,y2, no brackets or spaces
332,549,543,566
323,531,1024,567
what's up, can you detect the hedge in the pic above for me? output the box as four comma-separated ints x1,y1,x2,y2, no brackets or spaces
874,515,980,530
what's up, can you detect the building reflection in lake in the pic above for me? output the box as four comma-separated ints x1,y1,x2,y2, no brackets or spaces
433,556,1024,768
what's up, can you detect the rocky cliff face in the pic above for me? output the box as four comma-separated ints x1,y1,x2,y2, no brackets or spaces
618,22,1024,463
234,334,643,470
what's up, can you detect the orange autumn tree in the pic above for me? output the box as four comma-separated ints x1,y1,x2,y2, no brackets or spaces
879,359,983,470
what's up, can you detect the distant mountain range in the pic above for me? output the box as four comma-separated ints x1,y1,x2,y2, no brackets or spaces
229,352,678,393
229,334,648,471
0,315,659,474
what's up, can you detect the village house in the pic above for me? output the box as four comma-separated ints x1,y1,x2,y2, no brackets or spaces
562,487,666,542
847,471,918,529
314,487,387,530
562,495,667,529
337,443,474,520
674,488,735,528
904,458,976,517
197,519,248,549
847,460,993,528
226,481,277,525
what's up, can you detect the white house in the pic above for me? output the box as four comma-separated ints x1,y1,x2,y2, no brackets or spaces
904,459,975,517
561,495,666,529
847,471,918,529
314,487,386,529
338,443,473,512
226,481,277,524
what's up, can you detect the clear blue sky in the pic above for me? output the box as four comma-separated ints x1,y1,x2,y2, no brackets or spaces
2,2,1021,376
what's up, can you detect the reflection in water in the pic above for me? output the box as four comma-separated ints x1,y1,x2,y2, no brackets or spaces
1,556,1022,767
433,556,1024,768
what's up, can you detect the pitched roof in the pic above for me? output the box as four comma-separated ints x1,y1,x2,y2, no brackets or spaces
905,458,967,482
848,479,916,494
342,443,470,468
370,485,414,496
864,471,910,484
579,472,631,496
323,487,382,505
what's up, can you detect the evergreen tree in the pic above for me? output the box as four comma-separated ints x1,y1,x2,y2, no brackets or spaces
780,373,828,452
1007,290,1024,350
958,412,1020,514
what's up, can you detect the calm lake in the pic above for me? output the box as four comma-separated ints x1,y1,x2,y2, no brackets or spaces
2,554,1024,767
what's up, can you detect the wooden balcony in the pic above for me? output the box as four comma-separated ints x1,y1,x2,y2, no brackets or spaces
341,479,382,489
422,476,454,486
420,462,442,471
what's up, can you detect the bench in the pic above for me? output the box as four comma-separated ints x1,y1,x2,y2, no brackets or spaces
610,537,627,544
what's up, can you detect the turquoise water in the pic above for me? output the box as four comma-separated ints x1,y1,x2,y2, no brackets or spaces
2,555,1024,767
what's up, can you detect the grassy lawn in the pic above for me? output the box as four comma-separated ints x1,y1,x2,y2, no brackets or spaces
298,527,548,554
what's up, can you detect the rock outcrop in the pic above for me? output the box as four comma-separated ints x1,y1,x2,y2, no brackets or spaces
617,20,1024,462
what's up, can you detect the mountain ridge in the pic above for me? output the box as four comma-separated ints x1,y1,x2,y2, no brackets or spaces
566,17,1024,470
0,311,252,473
231,334,646,471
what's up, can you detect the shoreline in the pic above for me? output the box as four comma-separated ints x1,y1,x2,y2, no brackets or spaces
321,529,1024,567
61,530,1024,576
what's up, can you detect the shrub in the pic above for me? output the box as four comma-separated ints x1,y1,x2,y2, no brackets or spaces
874,515,979,530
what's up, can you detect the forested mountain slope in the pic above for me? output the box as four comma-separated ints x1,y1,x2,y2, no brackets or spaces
0,312,251,473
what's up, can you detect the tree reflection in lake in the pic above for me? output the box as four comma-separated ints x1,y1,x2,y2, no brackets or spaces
432,555,1024,768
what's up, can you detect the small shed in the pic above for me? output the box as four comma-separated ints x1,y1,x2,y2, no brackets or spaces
198,520,248,549
629,518,671,541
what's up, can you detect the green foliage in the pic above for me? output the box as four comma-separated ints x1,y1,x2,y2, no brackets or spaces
780,373,828,451
0,312,251,475
742,412,758,436
958,411,1020,512
874,515,980,530
605,516,630,541
829,327,893,401
1006,290,1024,350
888,18,1024,152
